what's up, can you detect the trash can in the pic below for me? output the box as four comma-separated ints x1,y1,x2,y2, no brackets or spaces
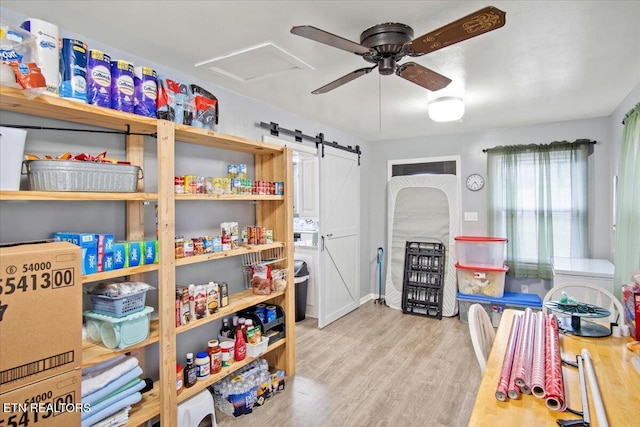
294,260,310,322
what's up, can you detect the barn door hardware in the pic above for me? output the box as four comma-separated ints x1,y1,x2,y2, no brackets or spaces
259,121,362,165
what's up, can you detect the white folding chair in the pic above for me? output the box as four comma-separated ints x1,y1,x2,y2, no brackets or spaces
542,282,625,326
468,303,496,374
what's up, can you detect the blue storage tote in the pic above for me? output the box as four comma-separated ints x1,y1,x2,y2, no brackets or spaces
457,291,542,327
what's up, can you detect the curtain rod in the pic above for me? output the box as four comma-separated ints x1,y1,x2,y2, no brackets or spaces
482,140,597,153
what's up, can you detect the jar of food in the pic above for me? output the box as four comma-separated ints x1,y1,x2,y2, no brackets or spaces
220,341,234,367
195,351,210,380
208,339,222,374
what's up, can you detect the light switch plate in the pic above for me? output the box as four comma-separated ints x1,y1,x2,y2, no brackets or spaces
464,212,478,221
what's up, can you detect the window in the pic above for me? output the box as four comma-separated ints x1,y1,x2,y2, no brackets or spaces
487,141,592,279
388,155,460,179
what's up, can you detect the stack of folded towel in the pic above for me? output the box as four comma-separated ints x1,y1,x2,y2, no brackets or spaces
81,355,145,427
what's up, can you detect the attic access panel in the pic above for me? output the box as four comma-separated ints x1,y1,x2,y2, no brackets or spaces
195,42,313,82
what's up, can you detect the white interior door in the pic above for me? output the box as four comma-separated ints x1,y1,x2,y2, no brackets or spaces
318,147,360,328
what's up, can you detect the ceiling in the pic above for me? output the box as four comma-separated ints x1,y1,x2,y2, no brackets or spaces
2,1,639,142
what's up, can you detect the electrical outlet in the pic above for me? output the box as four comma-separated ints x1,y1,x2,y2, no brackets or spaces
520,284,529,294
464,212,478,221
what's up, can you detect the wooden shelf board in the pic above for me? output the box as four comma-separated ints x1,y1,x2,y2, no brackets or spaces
175,242,286,267
0,191,157,201
174,124,283,155
0,85,158,134
82,319,160,368
176,338,286,404
82,264,159,283
175,193,283,201
125,380,161,427
177,289,285,334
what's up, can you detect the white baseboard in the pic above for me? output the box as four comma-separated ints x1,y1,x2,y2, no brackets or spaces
360,293,380,305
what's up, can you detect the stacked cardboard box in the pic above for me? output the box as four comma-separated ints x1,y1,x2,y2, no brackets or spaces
0,242,84,426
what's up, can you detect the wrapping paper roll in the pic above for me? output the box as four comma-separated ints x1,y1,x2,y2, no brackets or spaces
544,314,567,411
531,311,547,398
496,313,521,401
515,308,534,393
508,312,525,400
581,349,609,427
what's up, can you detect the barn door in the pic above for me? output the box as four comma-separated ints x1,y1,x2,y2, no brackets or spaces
318,147,360,328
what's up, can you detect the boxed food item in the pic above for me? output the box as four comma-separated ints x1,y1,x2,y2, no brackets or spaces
175,286,192,327
0,242,82,393
52,232,98,275
456,263,508,298
128,241,142,267
455,236,507,268
112,242,127,269
0,369,83,427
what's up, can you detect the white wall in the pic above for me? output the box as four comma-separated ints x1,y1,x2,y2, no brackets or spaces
368,114,623,299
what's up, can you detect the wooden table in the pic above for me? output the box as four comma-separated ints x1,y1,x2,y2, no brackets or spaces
468,309,640,426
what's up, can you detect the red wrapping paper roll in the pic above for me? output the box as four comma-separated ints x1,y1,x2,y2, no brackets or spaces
496,314,522,401
544,314,567,411
531,311,547,398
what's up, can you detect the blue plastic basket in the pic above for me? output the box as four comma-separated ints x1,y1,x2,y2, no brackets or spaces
88,290,147,318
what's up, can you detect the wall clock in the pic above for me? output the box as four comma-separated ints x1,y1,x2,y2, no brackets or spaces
466,174,485,191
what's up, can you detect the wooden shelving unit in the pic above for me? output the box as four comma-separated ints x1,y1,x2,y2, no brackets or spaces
0,85,295,427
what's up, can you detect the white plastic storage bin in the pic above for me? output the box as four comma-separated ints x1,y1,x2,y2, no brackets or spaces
455,236,506,268
246,336,269,358
456,264,508,298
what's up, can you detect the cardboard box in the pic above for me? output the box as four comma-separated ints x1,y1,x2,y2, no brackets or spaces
52,233,97,275
0,369,83,427
128,241,142,267
113,242,127,269
0,242,82,393
143,240,156,265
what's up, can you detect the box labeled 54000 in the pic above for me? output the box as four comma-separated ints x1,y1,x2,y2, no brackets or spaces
0,242,82,394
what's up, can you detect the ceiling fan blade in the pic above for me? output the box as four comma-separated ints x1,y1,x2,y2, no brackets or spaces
408,6,506,56
291,25,372,55
312,66,377,94
396,62,452,91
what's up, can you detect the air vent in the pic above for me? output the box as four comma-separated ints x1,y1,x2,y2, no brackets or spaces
194,42,313,82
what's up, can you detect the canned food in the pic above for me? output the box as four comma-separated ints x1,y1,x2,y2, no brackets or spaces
184,175,197,194
266,305,277,323
175,176,185,193
196,176,205,194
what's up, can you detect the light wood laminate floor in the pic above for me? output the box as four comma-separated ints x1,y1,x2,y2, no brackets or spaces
216,301,481,427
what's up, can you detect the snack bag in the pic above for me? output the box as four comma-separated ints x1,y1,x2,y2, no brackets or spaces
0,22,46,98
250,264,272,295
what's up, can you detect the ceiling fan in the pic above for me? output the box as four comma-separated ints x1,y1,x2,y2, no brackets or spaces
291,6,506,94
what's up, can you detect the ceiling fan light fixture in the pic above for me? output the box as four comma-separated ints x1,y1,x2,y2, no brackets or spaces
428,96,464,122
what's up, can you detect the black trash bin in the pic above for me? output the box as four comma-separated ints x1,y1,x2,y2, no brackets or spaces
294,260,310,322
